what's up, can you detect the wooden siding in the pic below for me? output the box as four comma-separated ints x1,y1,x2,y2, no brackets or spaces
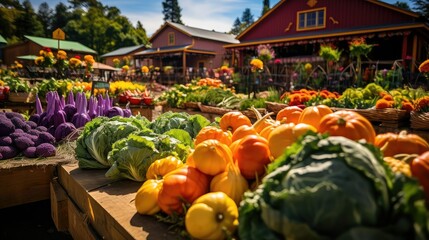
151,26,192,48
191,38,227,68
239,0,416,42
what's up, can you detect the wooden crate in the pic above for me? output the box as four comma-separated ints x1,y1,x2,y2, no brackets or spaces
50,179,69,231
58,163,174,240
68,198,100,240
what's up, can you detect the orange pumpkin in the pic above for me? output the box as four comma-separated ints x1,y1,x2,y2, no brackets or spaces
268,123,317,159
374,131,429,157
259,125,277,140
318,110,376,143
210,162,249,205
158,165,210,215
231,124,258,143
192,139,233,176
234,134,271,180
298,105,333,130
410,151,429,203
194,126,232,146
219,111,252,133
276,106,303,124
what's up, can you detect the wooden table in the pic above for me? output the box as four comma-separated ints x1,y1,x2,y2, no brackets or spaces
55,163,173,240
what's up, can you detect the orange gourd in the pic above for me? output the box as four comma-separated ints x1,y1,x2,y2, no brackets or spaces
135,179,163,215
234,134,271,180
219,111,252,133
259,125,277,140
318,110,376,143
276,106,303,124
374,131,429,157
194,126,232,146
231,110,276,142
192,139,233,176
210,162,249,205
145,156,184,180
231,124,258,143
158,165,210,215
298,104,333,130
268,123,317,159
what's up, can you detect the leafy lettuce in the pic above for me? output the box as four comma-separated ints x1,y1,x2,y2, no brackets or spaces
239,132,429,240
105,129,192,181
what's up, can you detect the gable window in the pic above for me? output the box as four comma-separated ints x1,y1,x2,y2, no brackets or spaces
297,7,326,31
168,32,175,45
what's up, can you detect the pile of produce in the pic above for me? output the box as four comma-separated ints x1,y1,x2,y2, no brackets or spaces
123,106,429,240
0,111,56,160
75,111,210,181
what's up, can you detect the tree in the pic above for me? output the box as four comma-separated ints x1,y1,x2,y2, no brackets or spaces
162,0,183,24
393,1,411,10
51,2,71,30
37,2,53,37
411,0,429,19
14,0,44,39
230,17,242,35
262,0,270,16
241,8,254,29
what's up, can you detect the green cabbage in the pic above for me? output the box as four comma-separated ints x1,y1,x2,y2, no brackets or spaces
75,116,149,169
239,132,429,240
105,129,192,182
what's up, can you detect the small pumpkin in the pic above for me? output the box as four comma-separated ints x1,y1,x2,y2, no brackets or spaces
276,106,303,124
231,124,258,143
192,139,233,176
145,156,184,180
219,111,252,133
231,111,275,142
268,123,317,159
318,110,376,143
259,125,277,140
210,162,249,205
158,165,210,215
298,104,333,130
234,134,271,180
194,126,232,146
374,131,429,157
135,179,163,215
410,151,429,203
185,192,239,240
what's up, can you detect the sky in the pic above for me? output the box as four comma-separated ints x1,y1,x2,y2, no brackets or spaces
27,0,416,36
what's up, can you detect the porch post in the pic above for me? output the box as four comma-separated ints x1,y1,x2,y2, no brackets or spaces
183,51,187,83
401,32,409,61
412,34,418,73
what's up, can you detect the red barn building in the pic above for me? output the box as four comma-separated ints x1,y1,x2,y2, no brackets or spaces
134,21,239,84
225,0,429,88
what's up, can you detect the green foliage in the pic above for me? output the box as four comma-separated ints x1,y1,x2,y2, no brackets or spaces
162,0,183,24
239,132,429,240
2,75,31,92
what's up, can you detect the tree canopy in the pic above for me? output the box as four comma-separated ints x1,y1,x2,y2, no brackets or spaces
162,0,183,24
0,0,150,57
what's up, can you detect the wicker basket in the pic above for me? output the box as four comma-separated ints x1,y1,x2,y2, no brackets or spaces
241,108,267,119
198,103,232,115
184,102,200,110
410,111,429,130
265,101,288,114
331,107,410,123
8,92,35,103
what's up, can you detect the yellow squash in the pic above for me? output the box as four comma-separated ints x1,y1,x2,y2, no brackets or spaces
185,192,239,240
135,179,163,215
210,162,249,205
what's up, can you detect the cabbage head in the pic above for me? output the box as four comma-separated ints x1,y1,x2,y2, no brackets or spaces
105,129,192,181
239,132,429,240
75,116,149,169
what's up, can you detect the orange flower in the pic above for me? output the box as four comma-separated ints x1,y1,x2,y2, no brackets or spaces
418,59,429,73
288,93,301,105
382,94,393,101
415,96,429,112
375,99,394,109
401,100,414,111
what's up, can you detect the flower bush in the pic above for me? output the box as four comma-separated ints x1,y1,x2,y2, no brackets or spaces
257,44,275,63
35,47,55,68
69,56,82,69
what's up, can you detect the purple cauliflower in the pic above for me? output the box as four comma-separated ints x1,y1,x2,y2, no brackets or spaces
0,146,18,160
0,136,13,146
35,143,56,157
23,147,37,158
14,136,35,151
0,117,15,137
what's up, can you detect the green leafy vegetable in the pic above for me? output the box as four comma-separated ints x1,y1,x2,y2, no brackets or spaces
239,132,429,240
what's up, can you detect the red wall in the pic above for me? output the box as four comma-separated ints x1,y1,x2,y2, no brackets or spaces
240,0,416,42
151,26,192,48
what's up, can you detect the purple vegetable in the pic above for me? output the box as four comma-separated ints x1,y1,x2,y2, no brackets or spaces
0,146,18,159
123,103,132,117
36,126,48,132
5,112,25,121
35,143,56,157
14,136,35,151
35,132,56,146
0,136,12,146
63,104,77,122
26,120,38,129
54,122,76,142
35,94,43,115
71,92,91,128
10,117,31,132
67,90,75,105
88,96,98,119
53,97,67,128
23,147,37,158
0,117,15,137
107,106,124,118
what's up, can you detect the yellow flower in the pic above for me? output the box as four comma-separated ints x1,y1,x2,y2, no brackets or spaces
57,50,67,60
122,65,129,71
250,58,263,72
35,56,44,65
141,66,149,73
113,58,120,64
69,57,82,68
84,55,95,64
304,63,312,72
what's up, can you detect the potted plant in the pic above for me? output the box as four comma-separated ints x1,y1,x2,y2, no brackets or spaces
142,88,153,105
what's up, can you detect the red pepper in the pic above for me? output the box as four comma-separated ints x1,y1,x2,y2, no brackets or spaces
411,151,429,203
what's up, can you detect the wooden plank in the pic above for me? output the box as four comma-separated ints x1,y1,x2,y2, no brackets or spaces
58,163,174,240
50,179,69,231
0,164,56,209
68,198,99,240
